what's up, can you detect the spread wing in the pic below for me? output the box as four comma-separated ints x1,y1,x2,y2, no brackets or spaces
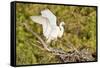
30,16,48,24
41,9,57,27
30,16,51,38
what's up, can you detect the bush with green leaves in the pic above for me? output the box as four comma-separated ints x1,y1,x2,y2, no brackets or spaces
16,3,97,65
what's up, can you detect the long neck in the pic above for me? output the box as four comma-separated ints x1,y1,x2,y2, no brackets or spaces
58,23,64,37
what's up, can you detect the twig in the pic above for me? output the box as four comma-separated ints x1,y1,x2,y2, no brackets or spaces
23,23,50,51
23,22,94,63
23,23,66,54
26,39,45,51
23,22,76,62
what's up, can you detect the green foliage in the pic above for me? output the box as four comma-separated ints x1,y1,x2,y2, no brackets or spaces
16,3,97,65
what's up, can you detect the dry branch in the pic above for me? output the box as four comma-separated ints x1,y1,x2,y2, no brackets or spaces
23,22,95,63
23,23,66,54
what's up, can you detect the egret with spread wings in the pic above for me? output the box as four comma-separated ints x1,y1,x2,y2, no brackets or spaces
30,9,65,43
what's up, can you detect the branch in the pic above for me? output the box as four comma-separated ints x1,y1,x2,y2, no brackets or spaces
23,23,65,54
23,22,94,63
23,23,50,50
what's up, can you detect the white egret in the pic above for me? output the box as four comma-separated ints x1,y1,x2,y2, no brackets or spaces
30,9,65,43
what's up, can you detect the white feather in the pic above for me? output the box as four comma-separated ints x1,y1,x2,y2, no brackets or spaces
41,9,57,27
31,9,65,43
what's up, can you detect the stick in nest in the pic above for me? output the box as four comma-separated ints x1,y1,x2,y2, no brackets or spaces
23,22,93,63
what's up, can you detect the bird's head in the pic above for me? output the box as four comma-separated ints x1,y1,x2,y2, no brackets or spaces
60,22,65,26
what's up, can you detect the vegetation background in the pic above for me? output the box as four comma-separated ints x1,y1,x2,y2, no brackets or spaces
16,3,97,65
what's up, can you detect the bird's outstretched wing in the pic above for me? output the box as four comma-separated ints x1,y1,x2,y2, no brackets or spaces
41,9,57,27
30,16,51,38
30,16,48,25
